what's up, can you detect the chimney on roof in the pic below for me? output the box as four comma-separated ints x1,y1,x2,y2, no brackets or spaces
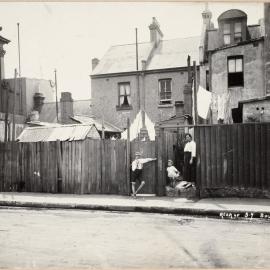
33,92,45,113
92,58,99,71
60,92,74,124
264,3,270,95
149,17,163,47
202,3,213,30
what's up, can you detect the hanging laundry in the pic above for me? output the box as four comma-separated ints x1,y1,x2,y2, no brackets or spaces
197,86,212,119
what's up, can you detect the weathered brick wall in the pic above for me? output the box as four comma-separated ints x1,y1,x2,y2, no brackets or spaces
210,41,265,123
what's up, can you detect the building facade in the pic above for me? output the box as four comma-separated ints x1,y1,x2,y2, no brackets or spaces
91,18,200,131
199,7,269,123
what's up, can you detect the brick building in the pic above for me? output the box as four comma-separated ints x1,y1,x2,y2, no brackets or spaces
0,28,56,141
90,18,200,132
199,5,270,123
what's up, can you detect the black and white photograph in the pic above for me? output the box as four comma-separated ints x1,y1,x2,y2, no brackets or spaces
0,1,270,268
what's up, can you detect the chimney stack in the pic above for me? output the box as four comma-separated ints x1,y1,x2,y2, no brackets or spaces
92,58,99,71
149,17,163,47
60,92,73,124
33,92,45,113
264,3,270,95
202,3,213,30
175,101,184,118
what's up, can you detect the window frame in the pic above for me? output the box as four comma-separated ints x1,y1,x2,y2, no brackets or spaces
117,82,132,110
223,23,231,45
158,78,172,105
234,22,242,43
227,56,244,88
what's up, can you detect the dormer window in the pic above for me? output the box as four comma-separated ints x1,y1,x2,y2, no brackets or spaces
223,23,231,45
234,22,242,42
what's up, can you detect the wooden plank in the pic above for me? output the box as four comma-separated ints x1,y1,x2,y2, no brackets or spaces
193,127,201,189
205,126,211,188
254,124,261,189
221,125,227,188
226,125,233,187
97,139,102,193
249,125,255,188
260,124,267,190
215,126,222,188
199,127,206,188
232,125,239,187
267,124,270,190
156,132,164,196
237,125,244,188
243,124,250,188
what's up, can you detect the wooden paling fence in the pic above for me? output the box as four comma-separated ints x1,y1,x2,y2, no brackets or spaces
194,123,270,191
0,138,163,195
1,123,269,197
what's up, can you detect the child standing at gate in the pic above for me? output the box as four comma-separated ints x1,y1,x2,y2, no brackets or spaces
131,152,157,197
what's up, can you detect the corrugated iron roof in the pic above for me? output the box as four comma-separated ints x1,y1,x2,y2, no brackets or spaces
17,124,100,142
71,115,122,133
91,36,200,76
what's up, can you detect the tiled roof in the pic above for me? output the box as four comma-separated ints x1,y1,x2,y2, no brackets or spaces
17,124,100,142
147,37,200,70
92,42,153,75
91,36,200,76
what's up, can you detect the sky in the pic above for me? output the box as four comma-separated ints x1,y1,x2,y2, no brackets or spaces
0,2,264,100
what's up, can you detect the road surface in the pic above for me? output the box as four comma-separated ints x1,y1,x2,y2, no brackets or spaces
0,207,269,268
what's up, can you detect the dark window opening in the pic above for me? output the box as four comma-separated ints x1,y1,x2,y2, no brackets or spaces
159,79,172,105
232,105,243,123
228,56,244,87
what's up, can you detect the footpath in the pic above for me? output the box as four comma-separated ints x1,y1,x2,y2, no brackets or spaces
0,192,270,220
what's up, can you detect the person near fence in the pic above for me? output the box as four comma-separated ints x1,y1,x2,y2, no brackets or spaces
166,160,180,188
183,133,196,184
131,152,157,197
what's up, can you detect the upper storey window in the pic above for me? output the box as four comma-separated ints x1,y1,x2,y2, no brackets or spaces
223,22,242,45
234,22,242,42
223,23,231,45
218,9,247,46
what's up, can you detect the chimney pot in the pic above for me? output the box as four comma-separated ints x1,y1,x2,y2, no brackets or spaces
149,17,163,45
92,58,99,71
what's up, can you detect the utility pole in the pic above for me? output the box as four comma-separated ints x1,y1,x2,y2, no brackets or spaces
3,81,10,142
54,69,59,122
135,28,140,111
12,69,17,141
17,23,21,77
193,61,198,125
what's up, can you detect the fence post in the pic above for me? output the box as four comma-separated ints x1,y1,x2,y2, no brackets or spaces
126,118,131,195
157,128,165,196
56,140,62,193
